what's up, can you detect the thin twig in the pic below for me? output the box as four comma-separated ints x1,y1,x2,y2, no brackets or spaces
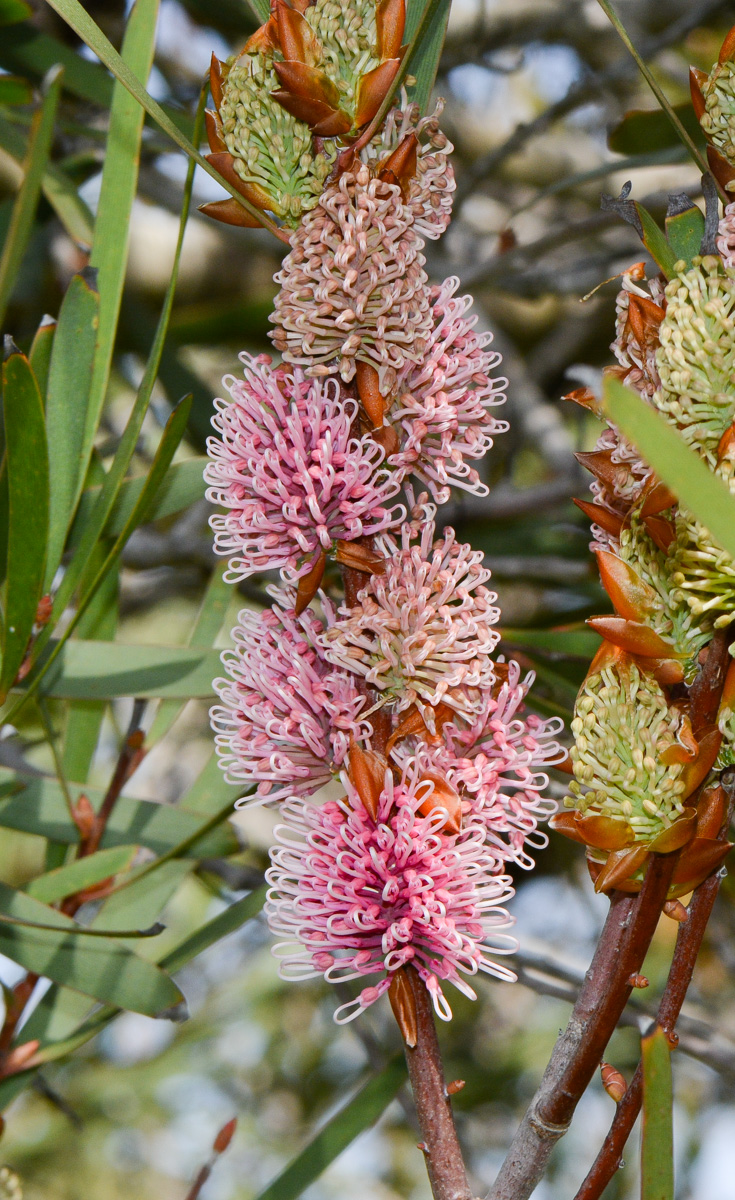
485,632,731,1200
573,766,735,1200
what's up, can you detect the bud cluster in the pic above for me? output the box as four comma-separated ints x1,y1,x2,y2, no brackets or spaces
204,0,562,1027
553,27,735,898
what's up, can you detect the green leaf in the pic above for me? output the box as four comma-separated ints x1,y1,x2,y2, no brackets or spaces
0,24,111,103
0,115,94,247
635,202,677,279
176,751,244,815
73,456,207,542
41,0,285,237
81,0,160,499
92,860,191,936
608,105,704,156
254,1058,408,1200
499,626,602,658
160,886,267,975
406,0,450,115
0,770,238,858
0,66,63,327
0,75,32,104
0,350,49,703
245,0,269,20
0,0,31,26
665,202,706,268
641,1025,674,1200
28,316,55,401
603,376,735,560
0,881,183,1016
28,639,220,700
44,270,100,587
26,845,137,904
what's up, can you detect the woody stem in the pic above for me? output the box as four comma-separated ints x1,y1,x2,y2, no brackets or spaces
485,632,731,1200
341,547,472,1200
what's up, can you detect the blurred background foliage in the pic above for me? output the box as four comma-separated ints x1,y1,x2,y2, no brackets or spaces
2,0,735,1197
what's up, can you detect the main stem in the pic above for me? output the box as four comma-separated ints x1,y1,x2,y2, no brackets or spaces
486,633,731,1200
341,544,472,1200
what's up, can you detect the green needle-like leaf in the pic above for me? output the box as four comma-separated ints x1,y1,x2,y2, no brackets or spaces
254,1058,408,1200
44,269,100,587
603,376,735,561
406,0,451,115
641,1026,674,1200
28,316,56,401
0,349,49,703
0,66,63,327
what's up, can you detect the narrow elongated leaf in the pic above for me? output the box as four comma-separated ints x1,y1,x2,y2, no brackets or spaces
255,1058,408,1200
92,860,191,936
80,0,160,495
0,771,238,858
604,376,735,560
0,66,62,327
176,752,243,815
641,1026,674,1200
26,845,137,904
0,351,49,702
160,887,267,974
665,203,706,267
0,882,183,1016
41,0,284,237
635,203,677,279
608,105,704,156
0,24,113,103
500,626,601,658
30,639,220,700
28,316,56,401
0,115,94,247
44,270,100,586
246,0,269,19
73,457,207,541
0,0,32,24
0,75,32,103
406,0,450,115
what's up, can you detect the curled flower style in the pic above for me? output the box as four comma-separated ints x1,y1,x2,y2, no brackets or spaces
717,201,735,269
387,277,508,503
320,511,501,726
265,754,516,1024
362,98,456,240
654,256,735,460
270,163,432,386
210,589,369,804
205,353,403,582
392,661,564,869
610,266,666,403
562,656,692,845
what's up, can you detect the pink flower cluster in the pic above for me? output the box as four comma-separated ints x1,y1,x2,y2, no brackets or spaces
205,354,403,581
266,754,517,1023
206,93,561,1027
211,588,368,803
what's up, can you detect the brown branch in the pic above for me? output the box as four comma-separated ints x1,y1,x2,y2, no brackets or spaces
485,632,731,1200
573,765,735,1200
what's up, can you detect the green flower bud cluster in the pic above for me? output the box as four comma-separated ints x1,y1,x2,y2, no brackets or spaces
219,54,336,225
563,660,689,843
307,0,382,118
700,59,735,165
654,257,735,462
670,455,735,630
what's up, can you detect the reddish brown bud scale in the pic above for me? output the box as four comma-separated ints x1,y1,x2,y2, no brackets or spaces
663,899,689,922
355,361,386,426
348,745,388,821
355,59,401,127
294,548,327,614
376,0,405,61
719,22,735,64
209,54,225,109
213,1117,237,1154
573,497,623,538
72,793,96,841
446,1079,465,1096
388,967,418,1047
600,1062,627,1103
628,974,649,989
35,594,53,626
198,199,262,229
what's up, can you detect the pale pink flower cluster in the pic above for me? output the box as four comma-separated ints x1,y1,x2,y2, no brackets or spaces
389,277,508,503
211,588,368,803
270,163,432,387
205,354,403,581
207,95,561,1026
321,508,501,727
265,754,517,1023
717,201,735,268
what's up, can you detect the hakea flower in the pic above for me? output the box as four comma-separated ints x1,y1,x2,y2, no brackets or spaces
654,256,735,462
717,201,735,269
320,508,501,727
390,660,564,869
670,452,735,629
361,98,456,241
265,749,516,1025
210,587,369,804
270,162,432,386
694,36,735,169
205,353,403,582
386,276,509,503
610,265,666,403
